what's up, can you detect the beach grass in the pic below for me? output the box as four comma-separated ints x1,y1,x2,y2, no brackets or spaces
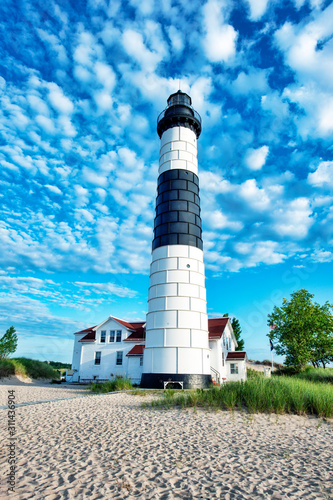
0,357,60,379
88,376,133,393
149,377,333,418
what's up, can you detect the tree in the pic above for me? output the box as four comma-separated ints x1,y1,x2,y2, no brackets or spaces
267,289,333,370
224,313,245,351
231,318,245,351
0,326,18,359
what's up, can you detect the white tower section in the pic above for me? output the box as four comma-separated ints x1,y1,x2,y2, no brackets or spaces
141,92,211,389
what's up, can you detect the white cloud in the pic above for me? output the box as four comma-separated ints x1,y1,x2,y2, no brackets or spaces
274,4,333,138
311,250,333,263
36,28,69,66
45,184,62,195
245,0,270,21
94,61,116,90
200,171,233,194
74,185,90,207
93,90,113,112
272,198,313,238
244,146,269,170
74,281,137,298
122,29,162,72
35,115,56,134
231,69,269,95
27,94,50,115
202,0,238,63
47,83,74,115
82,167,108,187
167,26,184,53
73,31,103,68
58,115,77,137
238,179,270,210
129,0,155,15
205,210,243,231
308,161,333,187
234,240,286,266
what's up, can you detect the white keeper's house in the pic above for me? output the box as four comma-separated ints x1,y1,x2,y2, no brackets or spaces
66,315,247,385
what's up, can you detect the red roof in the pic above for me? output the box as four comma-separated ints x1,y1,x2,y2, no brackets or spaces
77,317,230,343
112,317,138,330
79,330,96,342
208,318,229,339
126,344,144,356
77,319,145,343
124,324,145,341
226,351,247,360
75,326,97,335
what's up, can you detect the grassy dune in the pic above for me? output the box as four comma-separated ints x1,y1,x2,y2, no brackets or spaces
0,357,60,380
149,376,333,418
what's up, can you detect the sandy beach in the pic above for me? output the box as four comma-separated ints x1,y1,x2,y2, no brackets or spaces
1,379,332,499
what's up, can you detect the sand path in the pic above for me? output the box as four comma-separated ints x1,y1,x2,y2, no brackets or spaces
0,382,332,499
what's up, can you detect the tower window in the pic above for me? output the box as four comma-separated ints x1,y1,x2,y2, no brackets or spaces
95,352,101,365
116,351,123,366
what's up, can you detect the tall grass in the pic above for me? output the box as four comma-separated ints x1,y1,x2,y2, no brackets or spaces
0,358,60,379
89,376,133,393
150,377,333,418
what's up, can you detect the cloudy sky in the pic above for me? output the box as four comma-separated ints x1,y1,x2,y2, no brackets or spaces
1,0,333,363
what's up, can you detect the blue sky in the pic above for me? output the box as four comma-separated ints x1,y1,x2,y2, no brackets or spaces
1,0,333,363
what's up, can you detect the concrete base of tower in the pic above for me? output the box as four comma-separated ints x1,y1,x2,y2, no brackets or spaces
140,373,212,389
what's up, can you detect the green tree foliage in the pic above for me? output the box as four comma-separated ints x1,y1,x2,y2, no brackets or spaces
268,289,333,370
224,314,245,351
0,326,18,360
231,318,245,351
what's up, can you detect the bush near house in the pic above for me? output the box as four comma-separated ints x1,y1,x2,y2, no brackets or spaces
89,376,133,393
0,357,60,379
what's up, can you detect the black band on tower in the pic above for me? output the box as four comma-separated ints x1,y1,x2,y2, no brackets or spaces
152,169,203,251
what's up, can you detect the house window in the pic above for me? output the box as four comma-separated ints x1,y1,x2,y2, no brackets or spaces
116,330,122,342
222,354,225,367
230,363,238,374
95,352,101,365
101,331,106,343
109,330,115,342
116,351,123,365
140,356,143,366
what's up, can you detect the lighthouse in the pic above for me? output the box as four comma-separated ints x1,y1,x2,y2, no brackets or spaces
141,91,212,389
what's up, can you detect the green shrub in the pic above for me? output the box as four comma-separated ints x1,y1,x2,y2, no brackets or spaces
247,368,264,379
0,359,16,378
89,376,133,393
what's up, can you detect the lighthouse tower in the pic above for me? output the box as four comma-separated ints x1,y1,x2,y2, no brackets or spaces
141,91,211,389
